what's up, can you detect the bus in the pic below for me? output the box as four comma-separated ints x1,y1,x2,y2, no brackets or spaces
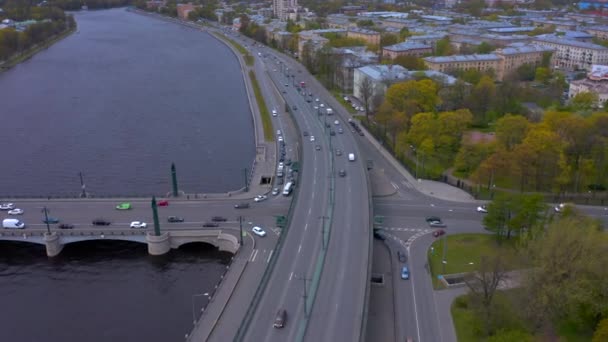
282,181,294,196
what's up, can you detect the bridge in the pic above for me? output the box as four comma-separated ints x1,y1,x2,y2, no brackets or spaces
0,229,240,257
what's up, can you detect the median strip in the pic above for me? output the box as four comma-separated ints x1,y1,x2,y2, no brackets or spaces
248,70,273,142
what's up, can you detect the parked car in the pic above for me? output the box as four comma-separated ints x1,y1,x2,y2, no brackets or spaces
43,217,60,224
425,216,446,227
373,229,385,240
272,187,280,196
315,145,321,151
254,195,267,202
310,135,315,142
338,169,346,177
0,203,15,210
167,216,185,223
92,218,111,226
8,208,23,215
234,202,250,209
211,216,227,222
130,221,147,229
476,205,488,213
274,309,287,329
303,131,309,136
272,109,278,117
397,250,407,263
59,223,74,229
115,202,132,210
252,226,266,237
401,266,410,280
336,149,343,156
554,203,570,212
157,200,169,207
433,229,446,238
203,222,219,227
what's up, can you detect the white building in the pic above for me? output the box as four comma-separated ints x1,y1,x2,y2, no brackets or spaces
353,65,408,111
533,36,608,71
569,65,608,107
273,0,298,21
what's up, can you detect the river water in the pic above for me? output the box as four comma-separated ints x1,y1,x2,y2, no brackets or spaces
0,8,254,197
0,8,248,341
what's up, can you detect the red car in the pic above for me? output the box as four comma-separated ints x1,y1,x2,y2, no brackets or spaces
432,229,446,238
157,200,169,207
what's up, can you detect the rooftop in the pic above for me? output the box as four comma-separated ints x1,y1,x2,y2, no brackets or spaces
384,41,432,52
424,54,501,63
533,36,608,50
357,64,409,81
488,26,536,33
497,44,555,55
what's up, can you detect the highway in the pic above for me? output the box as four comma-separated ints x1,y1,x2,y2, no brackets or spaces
221,31,371,342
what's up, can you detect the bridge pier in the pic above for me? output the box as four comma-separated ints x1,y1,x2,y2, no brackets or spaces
147,232,171,255
44,232,64,257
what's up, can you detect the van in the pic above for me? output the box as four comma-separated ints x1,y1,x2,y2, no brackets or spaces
348,153,356,161
273,309,287,328
3,218,25,229
282,181,294,196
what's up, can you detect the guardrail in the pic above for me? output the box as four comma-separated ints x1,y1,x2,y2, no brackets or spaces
233,88,305,342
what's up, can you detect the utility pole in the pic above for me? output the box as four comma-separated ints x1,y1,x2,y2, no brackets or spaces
243,168,249,192
171,163,178,197
79,172,87,198
239,216,243,246
319,215,329,250
151,196,160,236
42,207,51,234
295,275,311,317
441,232,448,274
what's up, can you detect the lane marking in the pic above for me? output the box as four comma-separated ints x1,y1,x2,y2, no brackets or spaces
298,244,302,254
391,181,399,190
289,272,294,281
304,223,308,231
267,250,273,263
250,249,259,262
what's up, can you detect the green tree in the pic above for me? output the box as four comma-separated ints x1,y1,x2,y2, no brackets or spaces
385,79,441,119
399,27,410,41
570,91,599,112
476,42,496,54
593,318,608,342
435,37,453,56
483,192,517,241
487,329,534,342
356,19,374,28
534,66,551,84
495,114,530,150
393,55,426,70
465,76,496,125
454,141,495,176
380,33,399,48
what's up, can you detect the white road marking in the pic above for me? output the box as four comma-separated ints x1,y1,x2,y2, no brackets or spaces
298,244,302,254
409,248,422,342
391,181,399,190
250,249,259,262
304,223,308,231
267,250,273,263
289,272,294,281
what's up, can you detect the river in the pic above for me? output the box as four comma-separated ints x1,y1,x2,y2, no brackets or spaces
0,8,249,342
0,8,254,197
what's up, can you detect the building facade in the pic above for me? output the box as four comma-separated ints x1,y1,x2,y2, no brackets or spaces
569,64,608,106
347,28,381,46
533,36,608,71
382,42,432,59
353,65,408,111
273,0,298,21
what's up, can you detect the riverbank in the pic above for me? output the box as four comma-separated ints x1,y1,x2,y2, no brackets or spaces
0,26,76,72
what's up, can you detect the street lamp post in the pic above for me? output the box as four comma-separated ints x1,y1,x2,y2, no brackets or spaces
410,145,419,179
319,215,329,250
191,292,210,325
294,275,311,317
79,172,87,198
243,168,249,192
239,216,244,246
441,233,448,274
41,206,51,234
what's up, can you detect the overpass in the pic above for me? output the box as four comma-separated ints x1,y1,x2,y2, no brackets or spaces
0,228,240,257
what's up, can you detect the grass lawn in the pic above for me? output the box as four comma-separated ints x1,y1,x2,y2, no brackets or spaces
428,233,518,289
330,90,356,114
248,70,274,142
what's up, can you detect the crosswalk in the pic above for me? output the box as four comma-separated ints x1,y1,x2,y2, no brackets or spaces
248,249,274,263
382,227,427,232
381,228,432,251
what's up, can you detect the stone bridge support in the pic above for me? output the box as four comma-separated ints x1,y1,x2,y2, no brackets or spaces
147,232,171,256
44,232,64,257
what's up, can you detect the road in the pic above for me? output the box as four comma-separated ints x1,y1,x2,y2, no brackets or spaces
218,31,371,342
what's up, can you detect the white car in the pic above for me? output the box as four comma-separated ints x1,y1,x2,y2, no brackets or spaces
554,203,567,212
272,109,278,117
320,104,325,108
252,226,267,237
130,221,147,229
310,136,315,142
0,203,15,210
254,195,267,202
476,205,488,213
343,96,349,102
272,188,280,196
277,129,282,136
334,120,339,125
8,208,24,215
315,98,319,102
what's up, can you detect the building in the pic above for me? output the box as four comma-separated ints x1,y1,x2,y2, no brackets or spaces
494,44,554,80
424,54,502,77
347,28,381,46
177,3,196,20
382,42,432,59
332,47,379,92
569,64,608,106
586,25,608,40
273,0,298,21
146,0,166,11
533,36,608,71
353,64,408,111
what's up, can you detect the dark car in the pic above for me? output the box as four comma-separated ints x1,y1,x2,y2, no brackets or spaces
273,309,287,329
338,169,346,177
292,105,297,110
426,216,446,228
92,218,111,226
234,203,250,209
211,216,227,222
303,131,309,137
373,229,385,240
43,217,60,224
315,145,321,151
168,216,185,223
59,223,74,229
157,200,169,206
433,229,446,238
330,130,336,136
202,222,219,227
397,250,407,263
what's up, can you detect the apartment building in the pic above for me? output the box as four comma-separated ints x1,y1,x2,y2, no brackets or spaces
586,25,608,40
569,64,608,106
177,3,196,20
533,36,608,71
353,65,408,111
273,0,298,21
382,42,432,59
347,28,381,46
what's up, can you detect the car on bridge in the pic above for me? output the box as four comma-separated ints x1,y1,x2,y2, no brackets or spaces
202,222,219,227
115,202,132,210
254,195,267,202
8,208,23,215
252,226,266,237
167,216,184,223
92,218,111,226
211,216,227,222
401,266,410,280
43,217,60,224
59,223,74,229
234,202,250,209
426,216,446,228
130,221,147,229
397,250,407,263
157,200,169,207
0,203,15,210
338,169,346,177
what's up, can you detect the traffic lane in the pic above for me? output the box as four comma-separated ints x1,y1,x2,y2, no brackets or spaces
365,239,396,342
387,237,418,342
409,234,443,342
306,150,369,342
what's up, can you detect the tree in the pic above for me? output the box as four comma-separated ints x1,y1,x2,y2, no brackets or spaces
385,79,441,119
522,216,607,331
454,141,495,176
464,250,511,335
477,42,496,54
483,193,517,241
465,76,496,125
393,55,426,70
570,91,599,112
534,67,551,84
380,33,399,48
593,318,608,342
495,114,530,151
435,37,453,56
359,77,374,118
